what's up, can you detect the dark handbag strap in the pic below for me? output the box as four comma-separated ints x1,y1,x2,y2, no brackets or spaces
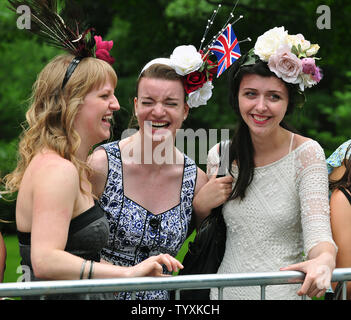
217,140,230,178
187,141,230,234
339,187,351,205
205,140,230,220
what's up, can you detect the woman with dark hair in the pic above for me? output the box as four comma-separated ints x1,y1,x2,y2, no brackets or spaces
330,143,351,299
195,27,337,300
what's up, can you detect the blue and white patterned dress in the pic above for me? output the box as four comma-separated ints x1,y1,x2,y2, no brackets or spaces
98,141,197,300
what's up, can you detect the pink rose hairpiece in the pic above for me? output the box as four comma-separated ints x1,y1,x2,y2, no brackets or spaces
8,0,116,89
235,26,322,107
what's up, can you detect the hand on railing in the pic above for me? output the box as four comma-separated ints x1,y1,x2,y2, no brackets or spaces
128,254,184,277
280,257,334,298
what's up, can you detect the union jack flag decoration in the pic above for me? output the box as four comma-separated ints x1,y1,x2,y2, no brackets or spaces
209,24,241,78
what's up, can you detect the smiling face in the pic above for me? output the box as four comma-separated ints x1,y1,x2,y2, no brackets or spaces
238,73,289,139
135,77,189,142
74,77,120,147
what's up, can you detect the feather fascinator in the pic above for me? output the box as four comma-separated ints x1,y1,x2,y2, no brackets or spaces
7,0,116,88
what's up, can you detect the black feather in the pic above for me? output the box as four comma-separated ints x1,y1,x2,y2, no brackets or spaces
7,0,95,57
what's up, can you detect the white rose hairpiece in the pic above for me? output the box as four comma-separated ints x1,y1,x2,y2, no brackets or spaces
253,26,322,92
141,1,250,108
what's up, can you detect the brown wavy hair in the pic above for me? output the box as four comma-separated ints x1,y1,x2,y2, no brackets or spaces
3,54,117,195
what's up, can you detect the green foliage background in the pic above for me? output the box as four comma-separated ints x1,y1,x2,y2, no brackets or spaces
0,0,351,228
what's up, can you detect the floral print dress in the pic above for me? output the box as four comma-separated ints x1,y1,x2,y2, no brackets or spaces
98,141,197,300
326,139,351,174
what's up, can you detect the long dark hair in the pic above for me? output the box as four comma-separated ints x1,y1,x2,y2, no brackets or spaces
329,143,351,192
227,59,300,200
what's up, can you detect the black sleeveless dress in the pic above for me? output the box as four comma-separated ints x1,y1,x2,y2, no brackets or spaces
17,202,112,300
339,187,351,205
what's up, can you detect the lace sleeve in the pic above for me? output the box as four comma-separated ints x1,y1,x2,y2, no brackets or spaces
207,143,220,176
296,140,337,255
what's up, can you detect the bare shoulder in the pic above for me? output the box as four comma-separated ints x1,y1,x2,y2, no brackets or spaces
330,189,351,209
31,152,78,178
293,134,325,157
293,134,312,148
330,189,351,228
88,147,108,172
88,147,109,198
30,153,79,188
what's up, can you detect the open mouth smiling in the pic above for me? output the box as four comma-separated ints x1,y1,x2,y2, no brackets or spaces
251,114,271,124
150,121,170,129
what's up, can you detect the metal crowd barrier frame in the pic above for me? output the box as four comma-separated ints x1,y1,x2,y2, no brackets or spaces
0,268,350,300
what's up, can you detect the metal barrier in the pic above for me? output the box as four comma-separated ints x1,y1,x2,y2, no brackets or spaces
0,268,350,300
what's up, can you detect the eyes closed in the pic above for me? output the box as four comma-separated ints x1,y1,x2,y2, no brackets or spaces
140,98,180,107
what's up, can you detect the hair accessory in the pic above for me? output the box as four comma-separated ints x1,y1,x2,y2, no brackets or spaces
141,1,249,108
238,26,322,92
8,0,116,89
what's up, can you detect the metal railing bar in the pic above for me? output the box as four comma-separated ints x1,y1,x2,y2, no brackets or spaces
218,287,223,300
260,285,266,300
342,281,347,300
0,268,350,298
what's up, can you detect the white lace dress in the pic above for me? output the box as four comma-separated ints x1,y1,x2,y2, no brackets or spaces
208,139,336,300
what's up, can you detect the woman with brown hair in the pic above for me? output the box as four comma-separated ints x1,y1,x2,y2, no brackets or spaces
88,49,233,299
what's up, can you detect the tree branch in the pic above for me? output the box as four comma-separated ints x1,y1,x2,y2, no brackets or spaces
205,0,303,17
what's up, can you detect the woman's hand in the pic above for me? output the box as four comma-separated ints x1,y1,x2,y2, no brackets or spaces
193,172,233,217
130,254,184,277
280,251,335,298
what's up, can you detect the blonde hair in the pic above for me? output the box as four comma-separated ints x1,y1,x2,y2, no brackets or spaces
3,54,117,195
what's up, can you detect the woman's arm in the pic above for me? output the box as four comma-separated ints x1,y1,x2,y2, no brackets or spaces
280,141,337,298
30,159,182,280
330,188,351,299
0,232,6,282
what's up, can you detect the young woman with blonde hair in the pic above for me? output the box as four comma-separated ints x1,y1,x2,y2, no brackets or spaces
3,1,182,299
2,53,182,300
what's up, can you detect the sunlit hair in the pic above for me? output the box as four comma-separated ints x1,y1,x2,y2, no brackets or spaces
3,54,117,195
